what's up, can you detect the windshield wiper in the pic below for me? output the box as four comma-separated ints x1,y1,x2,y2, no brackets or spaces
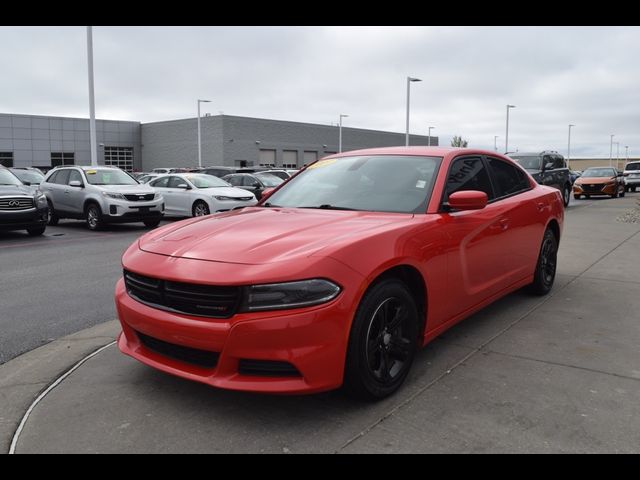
262,202,281,207
300,204,359,211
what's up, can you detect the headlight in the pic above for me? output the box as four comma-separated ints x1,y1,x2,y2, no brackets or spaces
239,279,341,312
102,191,126,200
154,193,162,200
214,196,235,201
36,194,47,206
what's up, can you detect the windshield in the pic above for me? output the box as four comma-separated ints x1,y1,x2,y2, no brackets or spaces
265,155,442,213
85,169,139,185
185,174,231,188
255,173,284,187
510,156,542,170
0,169,23,186
11,169,45,185
582,168,616,178
625,163,640,171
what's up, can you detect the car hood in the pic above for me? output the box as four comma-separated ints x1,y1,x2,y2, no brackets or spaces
0,185,34,197
577,177,614,184
195,186,255,198
96,184,155,194
139,207,414,264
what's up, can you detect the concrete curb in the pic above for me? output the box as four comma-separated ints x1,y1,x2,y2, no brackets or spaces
0,320,120,454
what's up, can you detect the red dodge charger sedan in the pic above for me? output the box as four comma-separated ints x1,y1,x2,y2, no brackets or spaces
116,147,564,399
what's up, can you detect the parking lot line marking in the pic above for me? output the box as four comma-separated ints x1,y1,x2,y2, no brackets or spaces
8,341,116,455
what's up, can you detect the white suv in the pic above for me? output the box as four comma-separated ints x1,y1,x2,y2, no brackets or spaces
624,161,640,192
41,166,164,230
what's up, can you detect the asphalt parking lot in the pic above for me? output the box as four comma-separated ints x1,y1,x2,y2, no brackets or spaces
1,194,640,453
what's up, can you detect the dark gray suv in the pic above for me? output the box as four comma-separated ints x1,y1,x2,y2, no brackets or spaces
0,166,48,236
509,151,572,207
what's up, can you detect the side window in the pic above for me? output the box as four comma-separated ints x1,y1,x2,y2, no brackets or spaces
543,155,554,169
151,177,170,188
46,171,60,184
486,157,530,198
554,155,565,169
167,176,185,188
243,175,258,187
68,170,83,185
445,157,494,201
54,169,71,185
227,176,242,186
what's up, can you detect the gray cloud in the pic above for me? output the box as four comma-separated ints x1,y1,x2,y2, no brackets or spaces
0,26,638,157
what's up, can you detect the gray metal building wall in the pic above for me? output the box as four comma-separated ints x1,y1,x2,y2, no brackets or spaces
141,115,438,170
0,113,141,169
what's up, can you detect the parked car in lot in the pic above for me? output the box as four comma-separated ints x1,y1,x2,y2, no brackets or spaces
623,161,640,192
41,166,164,231
569,170,582,184
509,151,572,207
573,166,626,199
261,169,300,181
0,166,48,236
115,147,564,400
221,172,284,200
9,167,46,192
149,173,257,217
137,174,162,184
197,166,269,178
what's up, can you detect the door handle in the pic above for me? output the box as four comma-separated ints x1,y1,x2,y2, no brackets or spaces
490,218,509,231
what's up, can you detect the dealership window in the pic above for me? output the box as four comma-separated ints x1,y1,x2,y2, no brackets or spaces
104,146,133,172
51,152,75,167
0,152,13,167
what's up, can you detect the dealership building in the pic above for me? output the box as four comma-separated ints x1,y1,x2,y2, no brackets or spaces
0,112,437,172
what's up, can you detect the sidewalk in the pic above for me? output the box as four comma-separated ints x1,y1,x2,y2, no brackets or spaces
3,195,640,453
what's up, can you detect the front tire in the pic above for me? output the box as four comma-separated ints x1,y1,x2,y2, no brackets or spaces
27,226,46,236
85,203,104,231
192,201,210,217
143,219,161,228
343,279,419,401
528,228,558,296
562,184,571,207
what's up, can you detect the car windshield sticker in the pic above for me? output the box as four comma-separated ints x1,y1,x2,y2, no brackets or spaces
86,170,97,175
308,159,336,169
416,180,427,189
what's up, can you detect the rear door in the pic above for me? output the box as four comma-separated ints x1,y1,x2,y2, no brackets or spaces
166,176,192,215
48,169,71,213
150,177,174,214
61,169,86,214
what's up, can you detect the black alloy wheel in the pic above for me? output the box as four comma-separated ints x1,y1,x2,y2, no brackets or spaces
529,228,558,296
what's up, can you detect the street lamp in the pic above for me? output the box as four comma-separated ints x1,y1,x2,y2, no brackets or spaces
405,76,422,146
567,124,575,169
428,126,435,147
86,26,98,167
615,141,620,170
338,114,349,153
625,145,629,166
505,104,516,154
197,99,211,168
494,135,499,151
610,134,615,167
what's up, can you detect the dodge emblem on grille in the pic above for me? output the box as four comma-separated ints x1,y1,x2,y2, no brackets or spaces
8,200,20,207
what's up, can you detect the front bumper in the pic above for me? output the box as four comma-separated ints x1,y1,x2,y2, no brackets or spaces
115,252,365,394
102,197,164,223
624,176,640,186
0,206,48,231
573,183,616,196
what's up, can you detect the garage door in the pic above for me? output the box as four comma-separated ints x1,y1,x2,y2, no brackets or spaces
259,149,276,167
283,150,298,168
303,151,317,165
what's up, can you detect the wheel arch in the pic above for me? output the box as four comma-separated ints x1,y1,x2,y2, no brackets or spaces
546,218,561,244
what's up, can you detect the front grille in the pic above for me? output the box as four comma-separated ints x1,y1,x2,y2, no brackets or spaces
0,197,34,211
124,193,155,202
124,270,241,318
238,359,301,377
136,331,219,368
581,184,605,193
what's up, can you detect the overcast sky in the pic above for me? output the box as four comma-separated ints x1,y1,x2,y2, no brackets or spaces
1,26,638,157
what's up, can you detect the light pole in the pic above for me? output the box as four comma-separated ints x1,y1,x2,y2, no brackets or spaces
197,99,211,168
505,105,516,154
86,26,98,167
615,141,620,170
428,126,435,147
405,76,422,146
338,114,349,153
610,134,615,167
494,135,499,151
625,145,629,166
567,124,575,169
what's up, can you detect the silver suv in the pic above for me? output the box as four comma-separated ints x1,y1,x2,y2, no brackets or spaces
623,161,640,192
41,166,164,230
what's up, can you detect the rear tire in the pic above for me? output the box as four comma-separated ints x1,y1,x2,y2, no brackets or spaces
85,203,104,231
562,184,571,207
528,228,558,296
343,279,419,401
27,226,46,236
47,201,59,226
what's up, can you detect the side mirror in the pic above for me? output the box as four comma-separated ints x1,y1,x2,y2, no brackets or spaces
177,183,190,189
544,162,555,170
448,190,488,211
69,180,83,188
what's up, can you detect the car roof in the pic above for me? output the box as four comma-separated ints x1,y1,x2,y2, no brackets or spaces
327,146,517,160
